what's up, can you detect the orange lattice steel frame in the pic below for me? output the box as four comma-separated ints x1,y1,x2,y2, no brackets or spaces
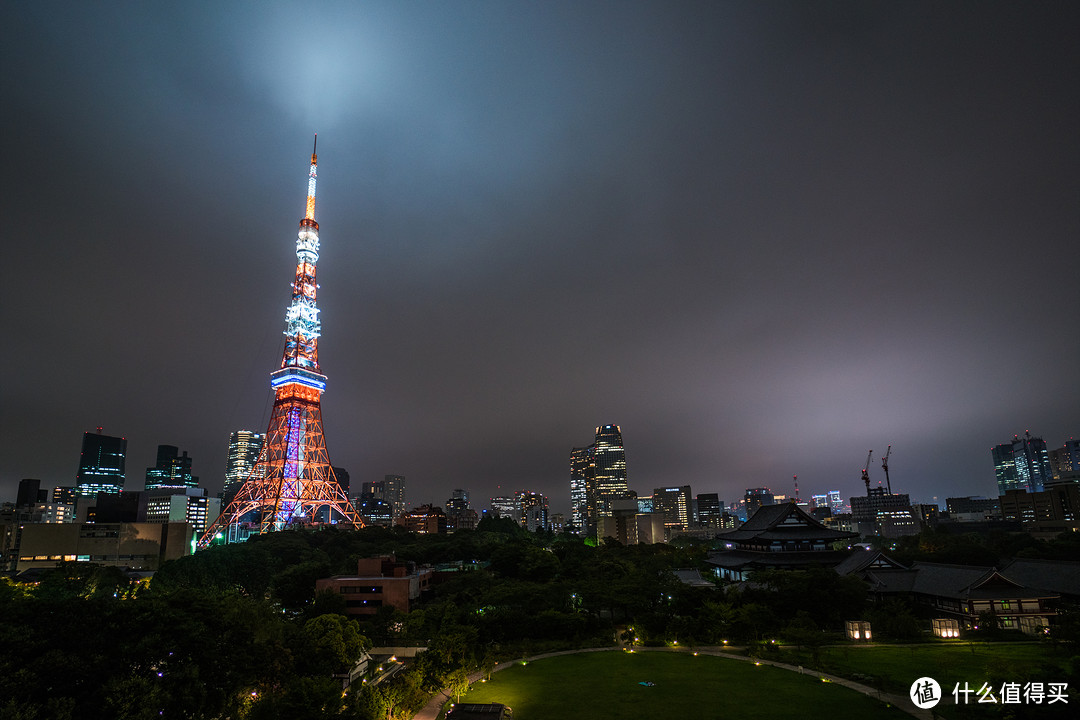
199,138,363,547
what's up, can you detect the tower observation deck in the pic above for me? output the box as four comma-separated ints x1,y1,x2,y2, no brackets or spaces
200,138,363,546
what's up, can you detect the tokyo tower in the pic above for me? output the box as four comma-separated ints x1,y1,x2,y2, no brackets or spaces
200,138,363,546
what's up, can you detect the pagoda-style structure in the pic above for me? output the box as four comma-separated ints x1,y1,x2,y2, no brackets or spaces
707,502,857,581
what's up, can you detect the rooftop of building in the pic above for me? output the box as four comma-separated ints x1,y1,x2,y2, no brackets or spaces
717,502,858,544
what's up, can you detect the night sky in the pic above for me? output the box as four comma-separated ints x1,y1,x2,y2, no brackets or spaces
2,1,1077,514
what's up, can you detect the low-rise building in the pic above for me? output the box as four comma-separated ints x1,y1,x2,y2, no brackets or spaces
396,505,447,534
836,551,1060,634
999,485,1080,534
16,522,193,572
316,554,433,616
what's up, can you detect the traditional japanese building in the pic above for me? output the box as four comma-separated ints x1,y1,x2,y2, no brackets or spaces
836,550,1061,634
707,502,857,581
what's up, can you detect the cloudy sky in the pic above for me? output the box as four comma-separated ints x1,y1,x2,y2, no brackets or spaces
2,1,1077,513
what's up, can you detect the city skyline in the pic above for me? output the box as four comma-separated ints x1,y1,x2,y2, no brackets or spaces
2,2,1078,513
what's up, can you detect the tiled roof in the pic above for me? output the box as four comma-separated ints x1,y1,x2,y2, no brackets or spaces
909,562,1055,601
672,568,716,587
717,502,857,544
862,568,918,593
833,549,908,576
999,558,1080,599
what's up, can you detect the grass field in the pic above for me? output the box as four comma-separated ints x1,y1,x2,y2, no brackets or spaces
444,650,907,720
775,642,1076,697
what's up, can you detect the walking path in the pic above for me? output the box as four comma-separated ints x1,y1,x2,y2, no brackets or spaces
411,645,931,720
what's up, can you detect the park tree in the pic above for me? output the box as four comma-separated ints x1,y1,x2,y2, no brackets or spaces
273,559,331,609
866,598,921,641
305,614,369,672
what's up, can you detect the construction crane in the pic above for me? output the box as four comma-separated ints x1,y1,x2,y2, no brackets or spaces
793,475,799,503
881,445,893,495
861,450,873,493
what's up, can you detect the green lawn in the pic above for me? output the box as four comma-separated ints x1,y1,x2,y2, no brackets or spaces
776,643,1075,697
445,650,906,720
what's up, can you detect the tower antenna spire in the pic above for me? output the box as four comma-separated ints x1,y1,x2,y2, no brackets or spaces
305,135,318,221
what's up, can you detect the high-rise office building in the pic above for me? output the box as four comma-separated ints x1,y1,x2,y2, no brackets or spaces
362,475,406,520
653,486,692,530
571,424,631,537
569,445,593,532
744,487,774,517
16,479,46,508
332,466,350,496
354,496,394,527
140,487,219,536
593,424,629,501
993,433,1053,495
1048,439,1080,485
696,493,722,528
489,495,520,522
145,445,198,490
851,487,916,537
446,488,470,515
382,475,406,519
224,430,264,495
828,490,844,514
520,491,548,532
75,430,127,497
445,489,477,532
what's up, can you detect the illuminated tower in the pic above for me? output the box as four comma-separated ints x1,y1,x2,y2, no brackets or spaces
200,138,363,545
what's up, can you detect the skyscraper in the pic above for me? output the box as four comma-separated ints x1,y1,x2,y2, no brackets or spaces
571,424,631,537
593,424,629,500
489,495,520,522
224,430,264,494
145,445,198,490
653,485,692,530
696,493,722,528
445,489,477,532
446,488,470,514
16,479,45,508
75,429,127,497
569,445,593,531
993,433,1053,495
332,466,350,496
744,487,774,518
520,491,548,532
359,475,406,522
1048,439,1080,485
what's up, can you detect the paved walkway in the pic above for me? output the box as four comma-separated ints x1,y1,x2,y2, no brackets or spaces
411,645,931,720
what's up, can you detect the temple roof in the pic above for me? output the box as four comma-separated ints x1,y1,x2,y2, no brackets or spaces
717,502,858,544
833,548,908,576
909,562,1054,601
999,558,1080,599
